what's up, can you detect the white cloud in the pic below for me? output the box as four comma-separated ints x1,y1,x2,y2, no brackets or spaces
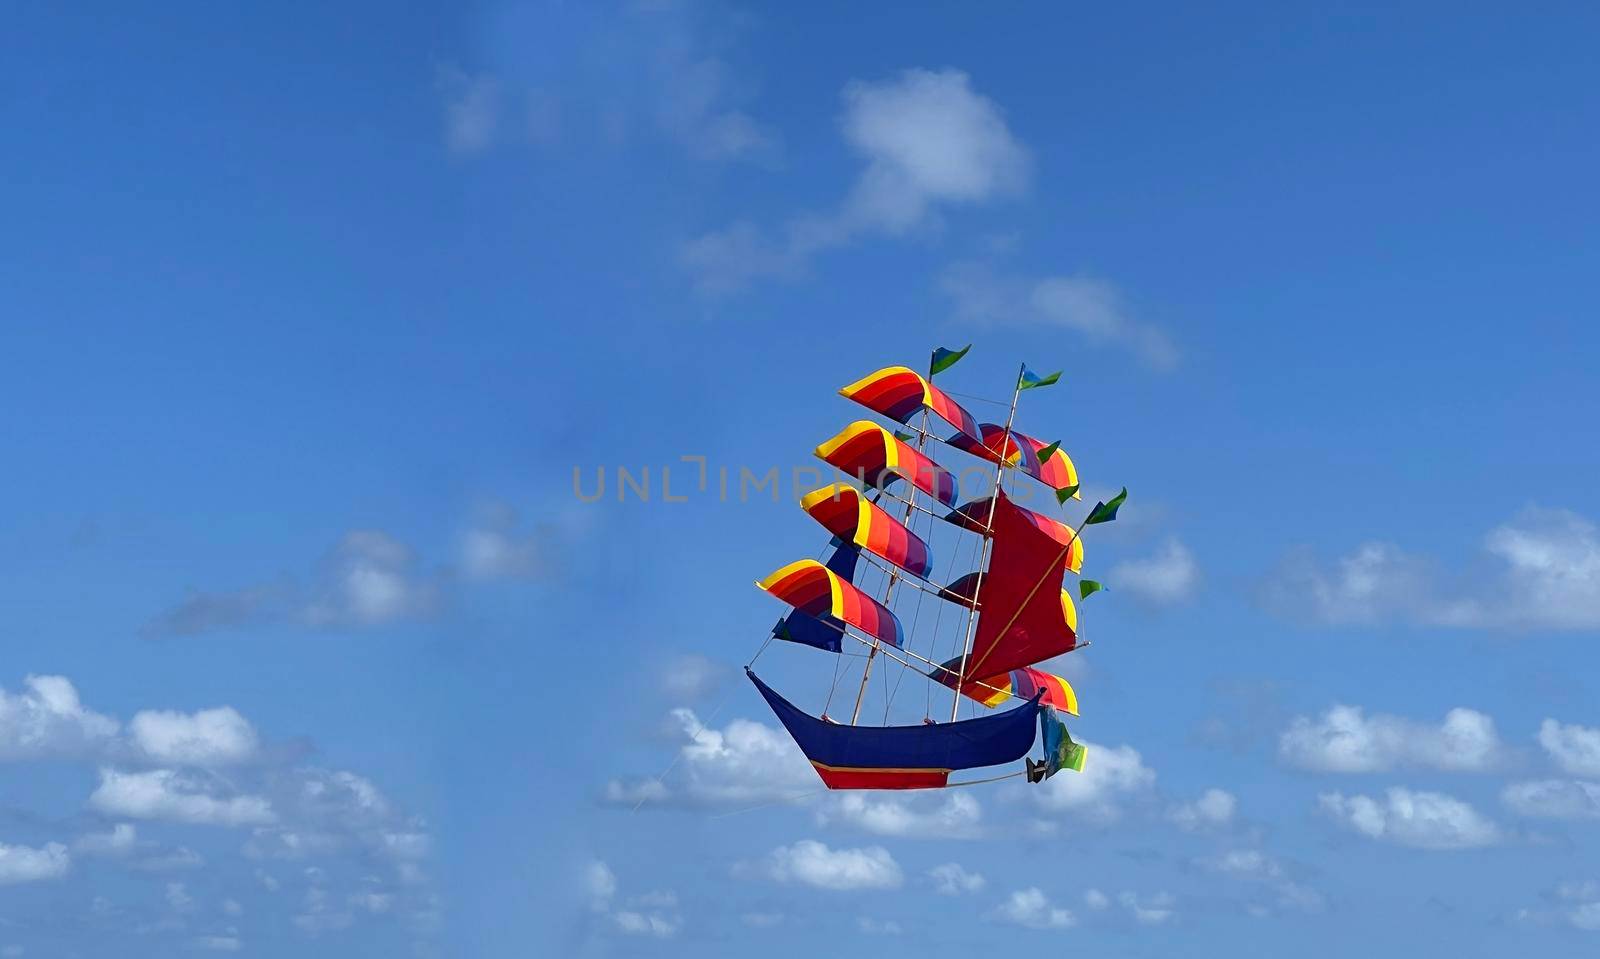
146,529,441,636
349,891,392,915
89,768,275,827
1263,507,1600,630
604,708,813,808
1278,705,1499,772
134,845,204,872
660,654,724,701
582,860,680,937
1028,742,1155,823
684,69,1027,294
1170,788,1237,831
1483,509,1600,628
855,917,902,935
74,823,137,857
437,67,500,155
818,792,982,839
302,531,438,628
1560,881,1600,932
1109,539,1199,605
584,860,617,910
928,862,985,896
1083,888,1109,910
940,264,1180,370
1575,902,1600,932
838,68,1029,232
1519,881,1600,933
651,39,776,163
988,888,1075,929
763,840,902,891
193,936,241,952
1202,850,1324,912
1539,719,1600,777
1502,779,1600,819
0,841,69,884
438,1,782,163
0,673,431,912
1120,890,1176,925
1261,542,1432,625
130,707,259,767
1211,849,1280,878
613,910,679,938
1319,788,1499,850
460,504,545,581
0,675,119,760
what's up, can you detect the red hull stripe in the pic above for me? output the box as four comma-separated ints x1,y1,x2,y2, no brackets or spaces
811,761,951,790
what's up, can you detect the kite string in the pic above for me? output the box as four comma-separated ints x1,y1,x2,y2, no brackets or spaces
629,690,734,814
709,786,830,819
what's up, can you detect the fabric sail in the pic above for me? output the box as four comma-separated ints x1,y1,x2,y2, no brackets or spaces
758,559,905,649
944,497,1084,574
931,658,1079,715
839,366,980,441
962,489,1082,679
934,573,1079,636
815,421,958,507
800,484,933,579
747,668,1042,789
946,424,1079,496
771,544,859,653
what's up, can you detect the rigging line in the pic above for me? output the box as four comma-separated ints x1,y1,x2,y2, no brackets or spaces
962,508,1096,681
855,550,991,609
932,477,986,716
938,388,1013,409
821,642,847,716
849,404,935,725
883,447,939,723
886,421,1059,499
765,535,841,712
745,633,775,669
825,550,889,717
946,769,1027,788
815,619,1026,703
882,577,930,723
948,363,1025,721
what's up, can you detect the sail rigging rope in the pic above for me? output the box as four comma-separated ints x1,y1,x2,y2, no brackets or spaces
938,388,1014,409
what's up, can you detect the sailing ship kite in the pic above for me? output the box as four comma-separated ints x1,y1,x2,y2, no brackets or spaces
746,348,1126,790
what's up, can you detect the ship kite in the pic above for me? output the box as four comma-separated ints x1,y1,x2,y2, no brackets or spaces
746,349,1125,790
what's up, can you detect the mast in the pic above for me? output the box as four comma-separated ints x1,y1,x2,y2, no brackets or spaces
946,363,1025,721
849,366,939,724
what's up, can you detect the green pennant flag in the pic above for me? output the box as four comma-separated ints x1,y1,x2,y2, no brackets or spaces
1079,580,1105,601
1085,487,1127,525
1018,366,1061,391
1036,440,1061,464
1054,484,1080,505
1061,736,1088,773
930,344,970,376
893,430,915,443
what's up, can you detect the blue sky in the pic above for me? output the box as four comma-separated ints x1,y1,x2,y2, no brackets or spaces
3,1,1600,955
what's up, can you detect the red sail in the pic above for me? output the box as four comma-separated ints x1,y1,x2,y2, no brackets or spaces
964,489,1080,678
